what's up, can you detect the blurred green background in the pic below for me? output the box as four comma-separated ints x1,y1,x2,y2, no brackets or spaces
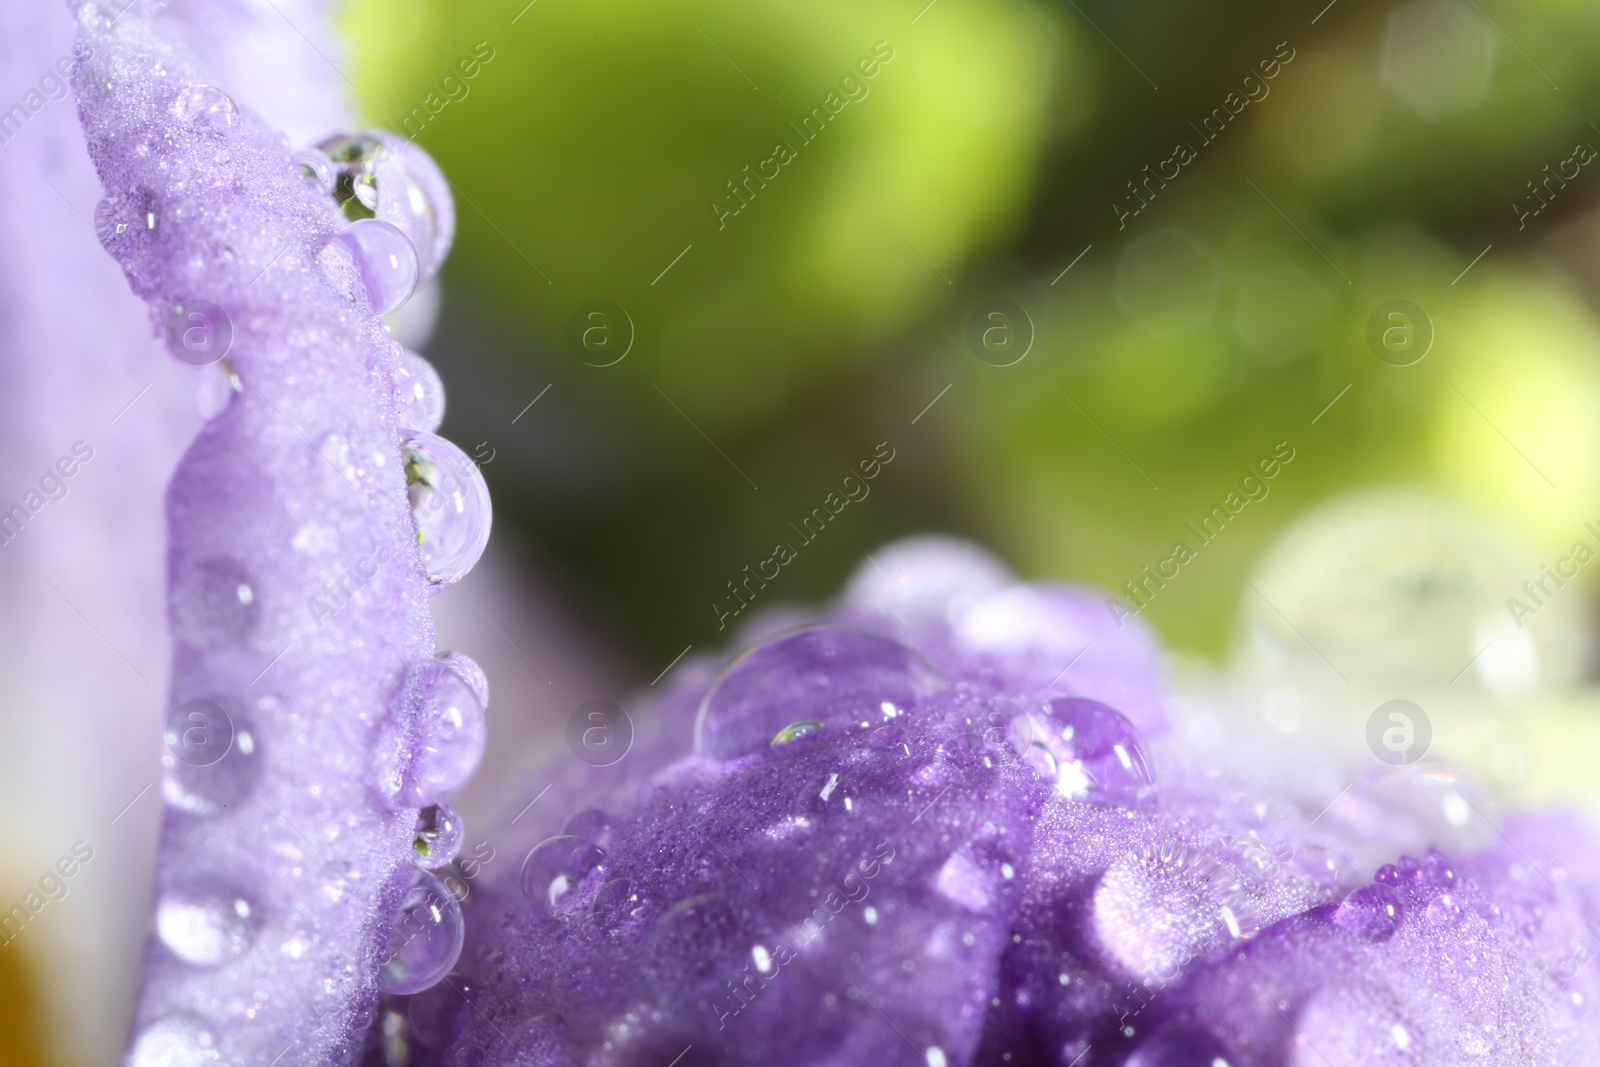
343,0,1600,665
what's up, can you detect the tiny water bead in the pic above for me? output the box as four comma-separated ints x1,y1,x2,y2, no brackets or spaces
402,430,493,588
379,868,465,995
94,187,157,256
1332,882,1404,942
408,658,488,805
337,218,418,315
695,625,947,760
170,556,260,649
163,706,261,817
171,84,239,130
155,880,263,965
521,836,607,913
1022,697,1155,806
413,803,465,867
396,347,446,432
128,1014,219,1067
317,131,455,280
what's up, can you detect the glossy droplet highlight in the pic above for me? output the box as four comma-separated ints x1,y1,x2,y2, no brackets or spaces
129,1015,219,1067
379,868,464,995
521,836,607,913
1030,697,1155,806
396,347,446,432
772,720,825,746
337,218,418,315
156,881,263,965
695,625,946,760
162,707,262,817
436,650,489,707
402,430,492,587
408,658,487,805
1332,882,1404,941
170,556,259,649
563,808,612,845
413,802,465,867
318,131,455,279
94,187,157,258
292,147,334,193
171,84,238,130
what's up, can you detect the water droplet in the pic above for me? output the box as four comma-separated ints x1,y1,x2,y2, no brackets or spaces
592,877,641,924
1029,697,1155,806
1124,1022,1236,1067
1332,882,1403,941
1425,893,1466,927
695,625,946,760
171,84,238,130
129,1015,219,1067
843,536,1013,635
170,556,259,649
1092,844,1254,982
163,705,262,817
413,803,464,867
520,836,607,913
435,650,489,707
318,132,455,280
935,842,1020,914
94,187,157,257
402,430,492,587
156,880,262,965
563,808,612,845
395,347,446,432
379,868,464,995
796,771,856,816
292,147,335,193
194,357,242,419
337,218,418,315
645,894,746,980
924,1048,948,1067
771,720,825,746
408,658,487,805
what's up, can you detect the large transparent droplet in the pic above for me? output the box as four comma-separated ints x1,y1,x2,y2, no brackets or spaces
843,535,1013,635
379,868,464,995
436,650,489,708
156,880,263,965
318,131,455,280
402,430,492,588
395,347,446,433
337,218,418,315
1332,882,1404,942
407,657,487,805
94,187,157,260
520,836,607,913
292,147,334,194
162,705,262,817
1021,697,1155,806
1092,843,1255,982
170,556,259,649
1239,489,1587,700
171,84,239,130
129,1015,219,1067
412,802,465,868
695,625,946,760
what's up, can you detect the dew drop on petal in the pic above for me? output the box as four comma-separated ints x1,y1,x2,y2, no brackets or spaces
129,1015,219,1067
395,347,446,433
402,431,492,587
318,131,455,279
695,625,946,760
412,802,465,867
408,658,487,805
592,877,640,924
772,720,826,746
156,880,263,965
292,147,335,193
1092,844,1252,982
162,707,262,817
1332,882,1404,941
1032,697,1155,806
170,556,260,649
379,868,464,995
563,808,612,846
337,218,418,315
171,84,239,130
521,836,607,913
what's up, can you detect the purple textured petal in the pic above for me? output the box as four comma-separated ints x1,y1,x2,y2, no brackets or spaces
70,3,468,1061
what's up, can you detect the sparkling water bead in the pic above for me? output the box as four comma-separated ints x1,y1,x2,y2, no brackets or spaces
337,218,418,315
436,650,489,707
292,147,335,193
155,880,263,966
94,187,157,258
171,84,239,130
169,556,260,649
521,836,608,913
1032,697,1155,805
1332,882,1404,941
128,1015,220,1067
409,658,487,805
317,131,455,279
1092,844,1252,982
396,347,446,432
402,431,492,587
379,868,465,995
695,625,946,760
413,802,465,867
